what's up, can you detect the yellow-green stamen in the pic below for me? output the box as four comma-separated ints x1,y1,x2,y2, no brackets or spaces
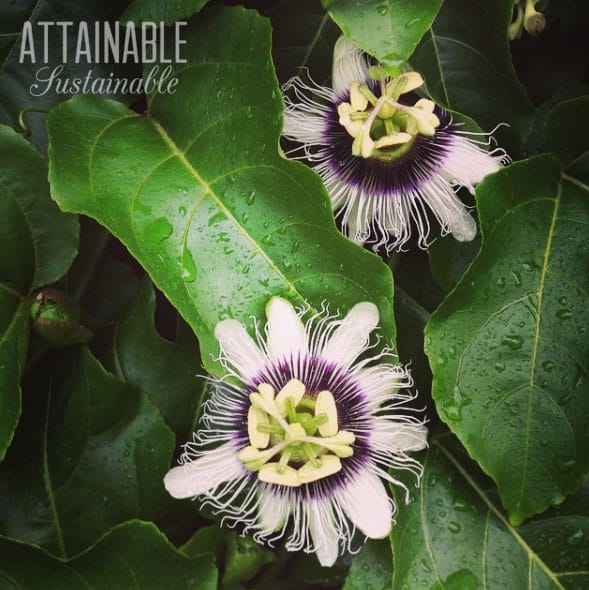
338,69,441,161
239,379,355,486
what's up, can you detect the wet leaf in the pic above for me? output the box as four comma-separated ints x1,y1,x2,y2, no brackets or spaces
0,125,78,461
120,0,211,26
0,520,217,589
412,0,534,155
343,538,392,590
322,0,443,75
269,0,340,85
48,6,396,378
101,278,205,441
0,0,138,150
0,347,174,557
391,437,571,589
425,152,589,524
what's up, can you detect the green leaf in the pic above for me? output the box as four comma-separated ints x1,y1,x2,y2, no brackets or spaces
343,539,392,590
411,0,534,155
120,0,210,26
0,125,78,292
47,6,396,378
269,0,340,85
101,278,205,441
391,437,569,590
542,96,589,165
428,234,481,293
0,0,139,150
0,347,175,557
0,520,217,589
520,483,589,590
425,154,589,525
221,533,275,588
322,0,443,75
0,299,28,462
0,124,78,461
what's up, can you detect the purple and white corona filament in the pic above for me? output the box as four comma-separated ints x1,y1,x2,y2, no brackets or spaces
282,37,509,251
164,297,427,566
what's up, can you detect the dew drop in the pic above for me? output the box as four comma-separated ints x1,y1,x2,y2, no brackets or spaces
556,308,572,320
565,530,584,546
246,191,256,205
377,4,389,15
494,361,505,373
448,521,461,534
181,249,197,283
541,360,554,372
406,17,420,29
146,217,173,243
556,456,575,473
502,334,523,350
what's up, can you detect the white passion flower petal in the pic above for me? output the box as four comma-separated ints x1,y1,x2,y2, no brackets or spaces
308,498,340,567
331,36,371,97
321,302,379,368
336,468,393,538
215,319,267,382
164,297,427,567
164,443,244,499
281,36,509,251
265,297,308,363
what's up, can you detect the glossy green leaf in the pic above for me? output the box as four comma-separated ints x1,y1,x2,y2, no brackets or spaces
343,539,392,590
0,0,139,150
120,0,210,26
520,482,589,590
47,6,396,378
322,0,443,74
0,347,174,557
0,520,217,589
269,0,340,85
391,437,570,590
101,278,205,441
0,125,78,461
411,0,534,155
428,234,481,293
425,154,589,525
542,96,589,165
222,533,275,587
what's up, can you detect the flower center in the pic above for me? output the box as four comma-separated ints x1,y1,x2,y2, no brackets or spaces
337,68,440,161
237,379,355,487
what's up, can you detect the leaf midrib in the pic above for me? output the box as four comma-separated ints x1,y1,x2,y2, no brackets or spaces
148,118,322,321
516,182,561,509
435,437,564,589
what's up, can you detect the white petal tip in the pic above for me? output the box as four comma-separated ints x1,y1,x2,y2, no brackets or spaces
164,465,199,500
450,214,477,242
348,301,379,327
214,318,242,342
266,296,295,320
